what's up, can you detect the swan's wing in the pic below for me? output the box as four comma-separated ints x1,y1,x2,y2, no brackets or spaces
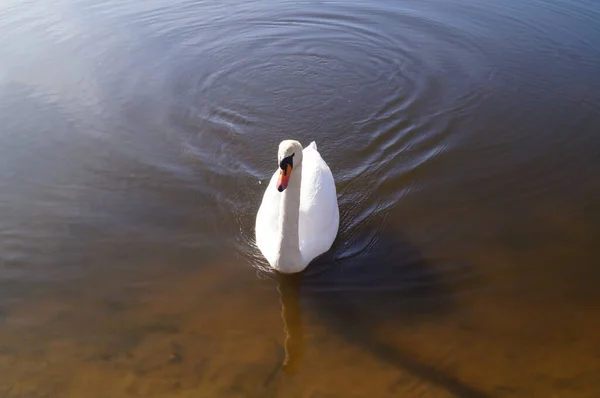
255,169,281,265
298,143,340,264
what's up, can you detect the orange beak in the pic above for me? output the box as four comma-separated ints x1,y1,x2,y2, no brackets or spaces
277,164,292,192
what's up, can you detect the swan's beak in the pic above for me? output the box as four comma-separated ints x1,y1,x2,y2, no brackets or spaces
277,164,292,192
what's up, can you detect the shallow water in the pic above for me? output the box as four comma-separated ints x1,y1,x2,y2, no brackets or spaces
1,0,600,396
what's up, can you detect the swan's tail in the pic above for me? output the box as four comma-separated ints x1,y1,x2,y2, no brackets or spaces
308,141,317,150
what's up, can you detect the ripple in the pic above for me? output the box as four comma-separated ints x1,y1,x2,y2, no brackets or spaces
159,3,502,277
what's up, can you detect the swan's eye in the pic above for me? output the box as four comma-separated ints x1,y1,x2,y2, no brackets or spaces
279,154,294,172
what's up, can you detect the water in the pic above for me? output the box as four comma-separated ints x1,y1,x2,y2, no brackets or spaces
1,0,600,396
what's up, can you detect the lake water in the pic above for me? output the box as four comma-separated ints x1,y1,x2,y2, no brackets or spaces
1,0,600,396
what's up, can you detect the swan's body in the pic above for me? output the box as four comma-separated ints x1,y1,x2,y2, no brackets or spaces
255,140,339,273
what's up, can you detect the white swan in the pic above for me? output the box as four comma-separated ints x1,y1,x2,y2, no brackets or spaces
255,140,339,273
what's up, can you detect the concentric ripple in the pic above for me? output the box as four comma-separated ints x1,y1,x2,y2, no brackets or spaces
163,2,500,286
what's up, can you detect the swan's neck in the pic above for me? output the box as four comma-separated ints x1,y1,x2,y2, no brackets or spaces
275,164,303,273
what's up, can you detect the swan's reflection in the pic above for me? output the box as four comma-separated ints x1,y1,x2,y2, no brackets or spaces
276,273,304,375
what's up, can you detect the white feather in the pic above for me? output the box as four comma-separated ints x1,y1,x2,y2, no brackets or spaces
255,140,339,272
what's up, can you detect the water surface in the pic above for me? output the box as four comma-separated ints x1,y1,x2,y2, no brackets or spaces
1,0,600,396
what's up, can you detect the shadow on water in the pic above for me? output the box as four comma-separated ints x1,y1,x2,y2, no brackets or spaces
274,219,490,398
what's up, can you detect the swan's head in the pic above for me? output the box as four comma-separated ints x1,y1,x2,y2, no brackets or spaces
277,140,303,192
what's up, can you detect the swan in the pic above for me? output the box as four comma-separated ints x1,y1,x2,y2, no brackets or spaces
255,140,339,273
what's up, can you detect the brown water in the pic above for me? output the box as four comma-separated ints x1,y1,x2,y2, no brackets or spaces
1,0,600,396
